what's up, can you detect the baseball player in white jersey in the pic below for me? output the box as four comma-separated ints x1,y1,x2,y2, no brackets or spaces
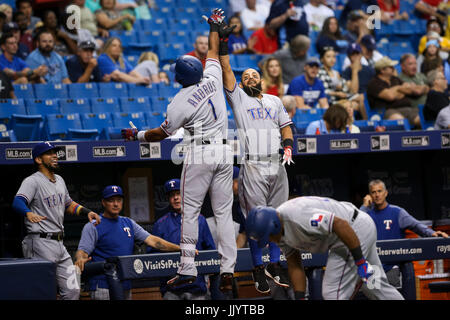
216,21,294,293
121,9,236,293
12,142,101,300
245,196,405,300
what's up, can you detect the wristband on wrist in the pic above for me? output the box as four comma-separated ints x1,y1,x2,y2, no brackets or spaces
137,130,147,142
282,138,294,149
350,245,364,263
294,291,305,300
219,40,229,56
74,204,92,217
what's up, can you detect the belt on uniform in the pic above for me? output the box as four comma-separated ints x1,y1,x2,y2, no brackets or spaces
245,154,281,161
351,209,359,222
194,139,227,145
30,232,64,241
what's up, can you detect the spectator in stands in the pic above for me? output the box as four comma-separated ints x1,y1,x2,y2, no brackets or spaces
97,37,149,84
159,71,170,85
61,11,99,52
26,30,71,84
132,51,160,84
0,32,44,84
261,34,310,85
281,95,299,134
342,43,375,94
418,39,444,75
266,0,309,44
227,15,248,55
240,0,270,31
75,185,181,300
377,0,409,24
305,103,349,134
398,54,430,109
344,102,360,133
0,70,15,98
40,10,78,56
343,10,370,44
316,16,348,55
338,0,377,28
304,0,335,32
248,23,278,55
147,179,215,300
16,0,42,33
3,22,29,60
423,69,449,121
13,11,33,53
317,46,366,119
287,57,329,109
0,4,12,23
360,179,448,288
414,0,446,23
0,12,6,39
261,57,284,97
435,105,450,129
186,35,208,69
367,56,421,128
66,40,104,83
95,0,135,31
342,34,383,71
418,17,450,58
73,0,103,38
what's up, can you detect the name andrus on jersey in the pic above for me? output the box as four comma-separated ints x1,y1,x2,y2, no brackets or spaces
187,81,217,107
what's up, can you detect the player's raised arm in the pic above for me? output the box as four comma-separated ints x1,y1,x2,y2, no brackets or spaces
204,8,224,61
218,22,237,92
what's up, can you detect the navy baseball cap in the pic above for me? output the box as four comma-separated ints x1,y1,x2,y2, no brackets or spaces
164,179,180,193
32,141,60,159
347,43,362,56
305,57,320,67
360,35,376,51
102,185,124,199
3,22,19,33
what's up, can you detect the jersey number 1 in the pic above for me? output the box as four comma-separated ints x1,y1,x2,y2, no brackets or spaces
208,99,217,120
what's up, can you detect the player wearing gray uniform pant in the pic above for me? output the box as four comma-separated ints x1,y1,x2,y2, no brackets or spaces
121,9,236,293
12,142,101,300
245,196,404,300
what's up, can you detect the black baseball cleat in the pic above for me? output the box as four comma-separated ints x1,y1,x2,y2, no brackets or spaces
219,272,234,294
265,262,290,288
252,265,270,293
167,274,196,288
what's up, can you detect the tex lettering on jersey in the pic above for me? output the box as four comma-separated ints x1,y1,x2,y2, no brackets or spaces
43,193,66,208
247,106,278,120
187,81,217,107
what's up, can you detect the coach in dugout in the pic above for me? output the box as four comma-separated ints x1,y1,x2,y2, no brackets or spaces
360,179,448,288
74,185,181,300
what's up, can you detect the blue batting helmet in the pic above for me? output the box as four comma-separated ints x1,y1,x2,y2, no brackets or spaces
164,179,180,193
245,206,281,248
171,55,203,87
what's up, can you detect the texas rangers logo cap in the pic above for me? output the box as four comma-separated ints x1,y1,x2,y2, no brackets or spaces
32,141,61,159
164,179,180,193
102,185,124,199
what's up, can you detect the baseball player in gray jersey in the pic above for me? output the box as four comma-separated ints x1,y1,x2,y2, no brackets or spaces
121,9,236,293
216,21,294,293
245,196,405,300
12,142,101,300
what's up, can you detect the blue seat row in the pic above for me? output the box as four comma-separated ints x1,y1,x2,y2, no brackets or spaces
13,82,182,100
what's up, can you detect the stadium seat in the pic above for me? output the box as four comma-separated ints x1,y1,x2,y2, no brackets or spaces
379,119,411,131
137,30,165,47
111,112,147,129
157,43,186,64
0,130,17,142
128,83,159,97
139,18,166,31
145,112,165,128
13,84,34,99
34,83,69,99
9,114,43,141
80,112,114,139
418,104,434,130
98,82,129,98
173,7,200,20
90,97,121,114
158,83,180,97
68,83,99,99
167,18,194,32
0,99,27,131
152,7,175,19
164,30,192,45
119,97,152,113
149,96,169,114
67,128,100,141
60,98,91,114
353,120,377,132
232,54,264,72
293,109,323,125
45,113,83,140
175,0,201,7
25,99,60,116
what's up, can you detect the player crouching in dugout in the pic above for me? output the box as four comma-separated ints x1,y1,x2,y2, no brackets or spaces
75,185,181,300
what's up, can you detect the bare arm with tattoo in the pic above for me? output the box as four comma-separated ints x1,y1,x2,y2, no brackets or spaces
144,234,181,252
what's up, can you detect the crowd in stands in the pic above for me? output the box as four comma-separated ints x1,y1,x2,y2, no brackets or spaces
0,0,450,141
